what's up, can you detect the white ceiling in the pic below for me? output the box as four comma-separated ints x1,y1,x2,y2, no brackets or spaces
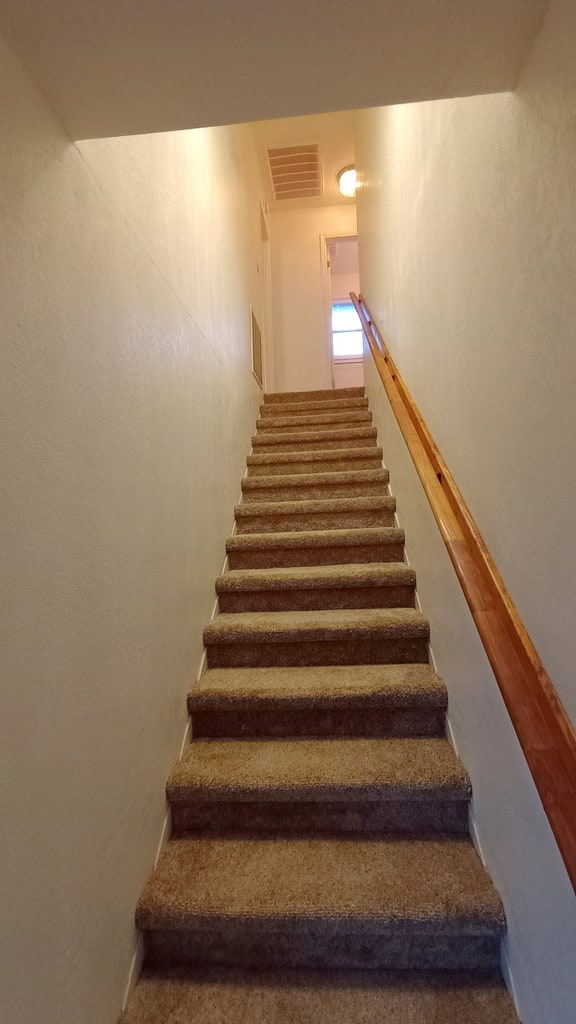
251,112,356,211
0,0,548,141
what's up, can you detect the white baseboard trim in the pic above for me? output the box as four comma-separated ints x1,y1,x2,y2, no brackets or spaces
121,527,233,1009
370,415,521,1019
446,723,520,1020
500,939,521,1021
122,936,144,1012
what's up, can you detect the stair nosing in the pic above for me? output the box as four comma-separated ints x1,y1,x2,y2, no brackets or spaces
234,495,396,518
241,469,389,491
256,413,372,430
259,399,369,416
136,836,506,935
252,429,378,448
226,527,404,551
167,737,471,804
189,664,447,710
263,388,365,404
204,607,430,644
215,562,415,594
247,447,383,465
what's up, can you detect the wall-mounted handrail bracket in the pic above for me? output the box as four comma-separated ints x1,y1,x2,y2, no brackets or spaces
351,291,576,892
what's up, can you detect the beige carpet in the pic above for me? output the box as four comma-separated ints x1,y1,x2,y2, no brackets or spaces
121,387,518,1023
120,968,519,1024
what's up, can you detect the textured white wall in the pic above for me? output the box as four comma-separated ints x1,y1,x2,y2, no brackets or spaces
356,2,576,1021
330,270,359,301
0,32,263,1024
270,206,357,392
333,360,364,389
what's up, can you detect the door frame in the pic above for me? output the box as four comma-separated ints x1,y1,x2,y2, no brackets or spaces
259,200,274,392
319,234,335,389
320,232,360,390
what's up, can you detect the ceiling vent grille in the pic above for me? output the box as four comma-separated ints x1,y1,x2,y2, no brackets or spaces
267,144,321,201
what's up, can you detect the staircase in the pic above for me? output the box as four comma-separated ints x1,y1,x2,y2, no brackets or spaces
121,388,518,1023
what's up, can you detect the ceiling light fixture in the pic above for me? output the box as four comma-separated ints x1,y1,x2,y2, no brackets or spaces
338,165,357,198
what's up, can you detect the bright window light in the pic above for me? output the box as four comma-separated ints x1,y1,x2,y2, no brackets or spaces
332,302,363,358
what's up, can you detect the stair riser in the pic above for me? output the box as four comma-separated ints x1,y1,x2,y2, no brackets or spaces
235,510,396,533
205,637,429,669
255,414,372,433
190,706,446,739
143,929,501,972
170,799,469,837
218,585,415,614
247,457,382,476
227,542,405,569
260,399,369,416
253,434,378,453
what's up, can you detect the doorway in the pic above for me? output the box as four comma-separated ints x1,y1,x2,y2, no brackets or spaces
326,235,363,389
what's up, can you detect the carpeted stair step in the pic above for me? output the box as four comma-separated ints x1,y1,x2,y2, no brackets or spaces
255,410,372,433
136,836,505,971
167,736,470,836
124,386,515,1024
264,387,365,404
226,526,405,569
188,663,448,738
216,562,416,613
241,469,389,503
204,607,430,668
252,425,379,453
119,966,519,1024
235,495,396,533
246,446,384,476
260,397,369,417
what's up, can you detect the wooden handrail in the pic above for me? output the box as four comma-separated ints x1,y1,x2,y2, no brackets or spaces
351,291,576,891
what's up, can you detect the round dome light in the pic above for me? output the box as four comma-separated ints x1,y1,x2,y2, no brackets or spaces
338,166,357,198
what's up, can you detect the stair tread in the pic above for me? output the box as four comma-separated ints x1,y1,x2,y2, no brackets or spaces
247,446,383,465
256,411,372,430
136,836,505,933
235,495,396,518
227,527,404,551
254,423,377,439
167,737,469,802
120,967,519,1024
204,607,429,643
216,562,415,593
260,398,369,416
264,387,365,403
252,425,378,448
190,664,447,709
241,468,388,491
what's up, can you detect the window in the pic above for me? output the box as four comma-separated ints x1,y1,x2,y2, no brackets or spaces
332,301,363,359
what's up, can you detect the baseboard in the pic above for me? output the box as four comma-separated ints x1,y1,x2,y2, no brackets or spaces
121,528,234,1009
371,391,522,1021
500,937,522,1022
121,936,144,1012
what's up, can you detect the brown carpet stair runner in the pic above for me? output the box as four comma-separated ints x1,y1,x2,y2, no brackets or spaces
121,387,518,1023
